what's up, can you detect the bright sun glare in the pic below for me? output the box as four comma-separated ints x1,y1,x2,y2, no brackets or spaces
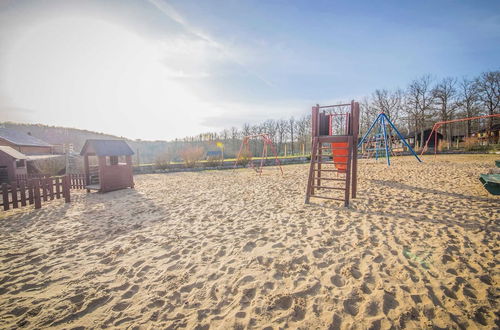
2,16,217,139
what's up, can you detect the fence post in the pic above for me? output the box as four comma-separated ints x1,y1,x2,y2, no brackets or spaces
33,180,41,209
28,181,34,205
20,181,27,207
42,177,48,202
11,182,18,208
55,177,61,199
49,177,54,200
2,183,9,211
63,175,71,203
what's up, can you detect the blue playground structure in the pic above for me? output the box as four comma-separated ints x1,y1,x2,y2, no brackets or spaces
358,113,421,166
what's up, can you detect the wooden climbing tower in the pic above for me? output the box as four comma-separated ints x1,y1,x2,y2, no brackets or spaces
305,101,360,207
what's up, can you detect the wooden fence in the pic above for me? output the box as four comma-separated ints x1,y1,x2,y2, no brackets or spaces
68,173,86,189
2,174,86,211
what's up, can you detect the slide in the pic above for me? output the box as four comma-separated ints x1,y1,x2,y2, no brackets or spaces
331,142,349,173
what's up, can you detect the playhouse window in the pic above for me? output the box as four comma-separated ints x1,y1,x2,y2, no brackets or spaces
16,159,25,168
109,156,119,165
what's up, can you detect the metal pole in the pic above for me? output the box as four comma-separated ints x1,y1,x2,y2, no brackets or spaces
381,115,391,166
384,113,422,162
357,113,382,148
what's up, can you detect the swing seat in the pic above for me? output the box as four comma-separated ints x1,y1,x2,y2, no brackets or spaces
479,174,500,195
331,142,348,173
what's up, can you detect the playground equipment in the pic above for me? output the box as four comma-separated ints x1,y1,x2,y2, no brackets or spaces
234,134,283,175
480,174,500,195
358,113,421,166
479,160,500,195
421,114,500,156
305,101,359,207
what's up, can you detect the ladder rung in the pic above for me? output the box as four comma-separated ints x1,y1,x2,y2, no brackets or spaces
313,169,341,172
310,195,345,201
316,178,346,181
313,161,348,165
318,147,349,150
312,186,346,190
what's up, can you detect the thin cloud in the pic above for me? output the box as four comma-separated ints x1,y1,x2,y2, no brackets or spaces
147,0,275,87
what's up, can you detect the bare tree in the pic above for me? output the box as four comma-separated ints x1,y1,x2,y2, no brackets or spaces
359,96,377,135
371,89,403,123
295,115,309,154
432,77,458,145
288,117,295,155
406,75,435,148
476,71,500,142
276,119,287,155
457,77,481,137
230,126,239,156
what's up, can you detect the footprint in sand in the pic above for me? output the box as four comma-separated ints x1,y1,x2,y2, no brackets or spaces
269,295,293,311
243,241,256,252
121,285,139,299
330,275,345,287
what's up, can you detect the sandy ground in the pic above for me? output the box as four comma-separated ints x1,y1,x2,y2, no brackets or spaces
0,154,498,329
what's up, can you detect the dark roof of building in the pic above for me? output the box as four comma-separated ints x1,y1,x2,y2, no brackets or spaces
0,146,27,159
403,129,443,139
476,123,500,133
0,128,52,147
80,139,134,156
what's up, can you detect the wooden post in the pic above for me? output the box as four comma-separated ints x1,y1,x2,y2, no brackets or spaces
42,177,48,202
351,101,360,199
55,177,61,199
28,181,34,205
83,154,90,189
63,175,71,203
11,182,19,208
33,180,41,209
49,178,54,200
2,183,9,211
20,181,27,207
344,137,353,207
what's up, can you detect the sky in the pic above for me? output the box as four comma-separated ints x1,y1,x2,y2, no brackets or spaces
0,0,499,140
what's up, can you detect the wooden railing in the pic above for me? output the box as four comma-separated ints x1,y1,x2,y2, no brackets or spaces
2,176,71,211
2,173,88,211
68,173,86,189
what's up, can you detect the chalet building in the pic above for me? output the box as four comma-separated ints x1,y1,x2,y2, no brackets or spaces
0,146,28,184
0,128,65,183
404,129,443,149
473,124,500,144
0,128,53,155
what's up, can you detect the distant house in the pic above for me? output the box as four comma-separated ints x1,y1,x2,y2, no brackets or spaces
0,128,53,155
0,146,28,184
206,150,223,159
472,124,500,144
404,129,443,148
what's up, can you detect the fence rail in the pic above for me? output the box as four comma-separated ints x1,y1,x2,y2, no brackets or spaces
2,173,87,211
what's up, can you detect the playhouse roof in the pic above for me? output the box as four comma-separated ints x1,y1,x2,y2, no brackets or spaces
0,146,28,159
80,139,134,156
0,128,52,147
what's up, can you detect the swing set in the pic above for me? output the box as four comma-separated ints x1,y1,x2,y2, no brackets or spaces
421,113,500,156
234,134,283,175
357,113,421,166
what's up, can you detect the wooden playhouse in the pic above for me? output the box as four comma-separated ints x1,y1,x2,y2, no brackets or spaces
80,139,135,193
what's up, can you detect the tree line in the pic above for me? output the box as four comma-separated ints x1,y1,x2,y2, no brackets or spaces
156,70,498,165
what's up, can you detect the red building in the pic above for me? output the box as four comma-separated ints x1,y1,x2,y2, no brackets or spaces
0,146,28,184
80,139,135,193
